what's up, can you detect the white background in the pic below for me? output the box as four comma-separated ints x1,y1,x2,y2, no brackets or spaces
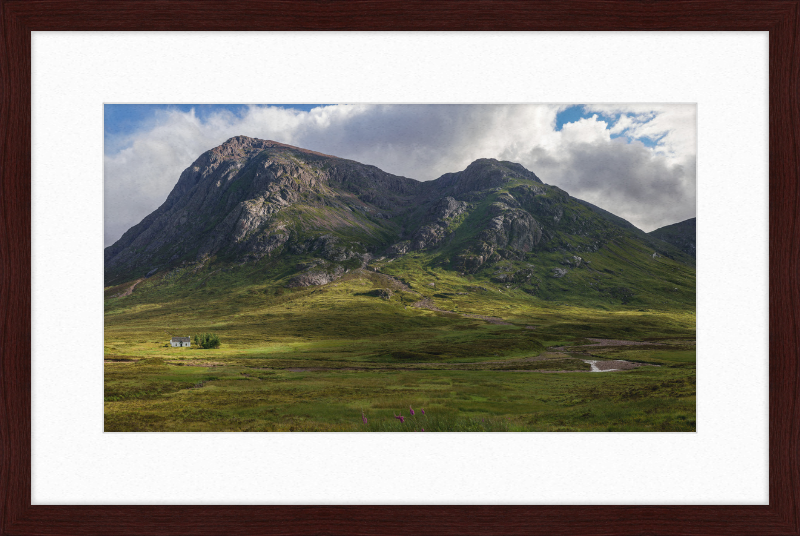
31,32,768,504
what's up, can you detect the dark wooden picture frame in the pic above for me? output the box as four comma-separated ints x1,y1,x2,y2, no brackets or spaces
1,1,798,534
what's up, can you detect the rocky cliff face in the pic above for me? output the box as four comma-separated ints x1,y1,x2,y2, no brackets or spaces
105,136,422,283
105,136,694,288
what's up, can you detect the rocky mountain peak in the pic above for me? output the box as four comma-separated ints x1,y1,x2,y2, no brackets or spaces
211,135,338,160
461,158,541,182
433,158,542,197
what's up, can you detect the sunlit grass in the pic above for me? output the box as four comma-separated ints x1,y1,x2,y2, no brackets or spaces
105,252,694,432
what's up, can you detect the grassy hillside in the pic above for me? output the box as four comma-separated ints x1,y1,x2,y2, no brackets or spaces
105,252,695,432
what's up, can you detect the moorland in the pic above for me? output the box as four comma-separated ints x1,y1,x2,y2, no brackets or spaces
104,136,695,432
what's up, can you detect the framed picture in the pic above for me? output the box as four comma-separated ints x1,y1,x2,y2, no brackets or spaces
2,1,797,534
101,102,698,434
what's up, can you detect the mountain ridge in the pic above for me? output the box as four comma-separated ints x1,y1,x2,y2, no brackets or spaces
105,136,694,309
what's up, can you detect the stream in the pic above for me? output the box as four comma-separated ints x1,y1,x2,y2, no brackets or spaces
581,359,620,372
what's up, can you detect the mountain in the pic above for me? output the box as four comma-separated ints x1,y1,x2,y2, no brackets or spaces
104,137,420,282
104,136,695,308
648,218,696,258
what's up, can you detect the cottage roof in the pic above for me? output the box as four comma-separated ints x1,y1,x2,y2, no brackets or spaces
171,336,191,343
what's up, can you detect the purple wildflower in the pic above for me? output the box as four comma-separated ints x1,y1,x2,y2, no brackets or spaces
394,415,405,423
409,406,415,416
362,411,368,425
421,428,424,432
421,409,425,415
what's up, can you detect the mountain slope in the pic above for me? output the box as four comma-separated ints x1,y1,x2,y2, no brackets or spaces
105,136,421,283
648,218,696,257
105,136,695,310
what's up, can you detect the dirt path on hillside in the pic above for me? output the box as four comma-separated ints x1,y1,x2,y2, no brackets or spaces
584,338,666,347
113,278,144,297
282,352,607,373
481,351,567,365
167,361,226,367
550,338,665,352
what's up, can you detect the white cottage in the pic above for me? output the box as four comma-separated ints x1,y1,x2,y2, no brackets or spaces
171,336,191,347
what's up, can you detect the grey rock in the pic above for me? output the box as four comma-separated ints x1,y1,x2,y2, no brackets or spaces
431,196,468,222
479,205,542,252
388,241,411,256
369,288,393,300
287,265,345,288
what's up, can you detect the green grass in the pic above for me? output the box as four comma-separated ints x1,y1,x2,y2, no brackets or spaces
104,362,694,432
105,252,695,432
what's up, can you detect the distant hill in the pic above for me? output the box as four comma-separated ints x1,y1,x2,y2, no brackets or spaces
648,218,696,257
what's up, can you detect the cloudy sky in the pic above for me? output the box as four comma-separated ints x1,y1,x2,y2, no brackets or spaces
104,103,696,247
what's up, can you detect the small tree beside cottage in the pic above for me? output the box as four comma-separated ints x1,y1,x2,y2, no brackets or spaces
193,333,221,349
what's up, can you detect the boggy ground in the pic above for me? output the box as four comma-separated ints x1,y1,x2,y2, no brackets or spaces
104,262,695,432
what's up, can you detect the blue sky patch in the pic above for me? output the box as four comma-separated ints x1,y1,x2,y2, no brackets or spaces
104,104,334,145
554,105,587,131
635,134,664,148
555,106,662,148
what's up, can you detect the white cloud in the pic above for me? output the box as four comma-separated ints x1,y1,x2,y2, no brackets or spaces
104,104,696,246
609,114,634,135
584,104,697,159
559,114,612,145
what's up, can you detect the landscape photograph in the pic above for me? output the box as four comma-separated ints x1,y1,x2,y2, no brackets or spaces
104,103,696,432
